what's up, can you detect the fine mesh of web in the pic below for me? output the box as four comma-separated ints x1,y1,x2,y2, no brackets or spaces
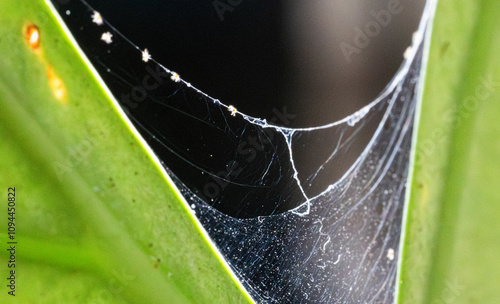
166,8,429,299
169,13,427,300
173,41,420,302
48,0,434,302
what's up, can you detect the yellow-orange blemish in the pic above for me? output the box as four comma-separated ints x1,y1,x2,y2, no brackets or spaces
24,23,68,104
25,24,40,50
47,66,67,103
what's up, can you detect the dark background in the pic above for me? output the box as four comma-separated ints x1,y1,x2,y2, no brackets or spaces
54,0,425,217
81,0,425,126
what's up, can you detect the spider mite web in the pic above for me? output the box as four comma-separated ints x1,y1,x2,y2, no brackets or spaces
48,0,435,302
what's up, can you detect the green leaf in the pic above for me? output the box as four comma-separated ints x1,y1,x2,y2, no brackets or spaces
398,1,500,303
0,1,252,303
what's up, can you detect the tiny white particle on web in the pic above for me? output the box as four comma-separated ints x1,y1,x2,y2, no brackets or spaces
142,48,151,62
66,10,71,15
412,31,422,44
91,11,103,25
404,46,412,59
227,105,237,116
347,106,370,127
387,248,395,260
101,32,113,44
170,72,181,82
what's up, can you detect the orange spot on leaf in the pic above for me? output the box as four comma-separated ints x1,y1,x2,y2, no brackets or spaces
24,23,67,104
25,24,40,51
